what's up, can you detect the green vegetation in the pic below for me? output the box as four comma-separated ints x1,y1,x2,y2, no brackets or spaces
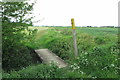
1,1,119,78
2,63,88,78
1,1,38,71
3,27,119,78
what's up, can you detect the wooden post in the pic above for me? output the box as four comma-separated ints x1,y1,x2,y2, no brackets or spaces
71,18,78,57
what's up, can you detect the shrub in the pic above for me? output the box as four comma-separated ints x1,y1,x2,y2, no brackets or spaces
77,33,95,53
2,63,89,78
2,64,65,78
94,37,106,45
70,46,119,78
2,44,33,71
2,1,37,72
47,37,72,60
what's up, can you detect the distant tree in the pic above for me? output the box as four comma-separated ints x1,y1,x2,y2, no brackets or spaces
102,26,114,28
87,26,92,27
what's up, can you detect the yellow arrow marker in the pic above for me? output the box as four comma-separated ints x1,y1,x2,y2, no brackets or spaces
71,18,76,29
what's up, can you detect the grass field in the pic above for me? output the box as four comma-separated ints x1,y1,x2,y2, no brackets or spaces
27,27,118,51
3,27,119,78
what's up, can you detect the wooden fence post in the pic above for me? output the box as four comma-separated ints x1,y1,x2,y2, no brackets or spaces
71,18,78,57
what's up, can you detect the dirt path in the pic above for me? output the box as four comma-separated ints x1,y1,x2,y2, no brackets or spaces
29,27,51,40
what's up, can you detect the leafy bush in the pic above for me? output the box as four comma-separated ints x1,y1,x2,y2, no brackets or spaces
2,63,89,78
47,37,72,60
59,29,72,35
2,64,61,78
2,1,38,71
77,33,95,53
69,45,119,78
3,44,31,71
94,37,106,45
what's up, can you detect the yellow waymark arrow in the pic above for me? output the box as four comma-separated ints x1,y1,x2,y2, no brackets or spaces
71,18,76,29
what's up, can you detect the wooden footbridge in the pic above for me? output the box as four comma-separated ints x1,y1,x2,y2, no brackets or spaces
34,18,78,68
35,49,67,68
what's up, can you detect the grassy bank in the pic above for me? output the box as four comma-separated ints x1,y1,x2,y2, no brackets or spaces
3,27,119,78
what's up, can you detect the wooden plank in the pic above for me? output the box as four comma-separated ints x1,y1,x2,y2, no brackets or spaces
35,49,67,68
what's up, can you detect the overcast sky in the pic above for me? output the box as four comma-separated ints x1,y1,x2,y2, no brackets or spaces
31,0,119,26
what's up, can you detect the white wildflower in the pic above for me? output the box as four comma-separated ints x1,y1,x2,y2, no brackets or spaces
111,64,115,67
